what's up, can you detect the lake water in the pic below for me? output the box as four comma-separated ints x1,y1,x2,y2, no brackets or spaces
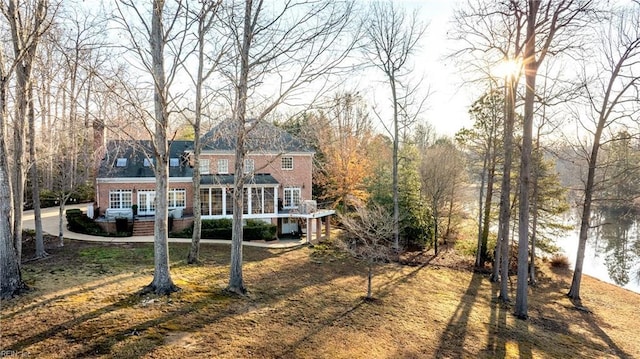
556,210,640,294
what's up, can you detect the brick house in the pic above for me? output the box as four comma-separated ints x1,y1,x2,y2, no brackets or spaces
94,119,333,239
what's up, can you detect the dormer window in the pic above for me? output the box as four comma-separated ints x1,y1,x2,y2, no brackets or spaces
116,158,127,167
169,158,179,167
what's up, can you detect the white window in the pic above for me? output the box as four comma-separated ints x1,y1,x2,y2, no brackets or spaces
109,190,132,209
168,189,187,208
116,158,127,167
283,187,301,208
244,158,254,174
199,159,210,174
281,156,293,170
169,158,179,167
217,159,229,174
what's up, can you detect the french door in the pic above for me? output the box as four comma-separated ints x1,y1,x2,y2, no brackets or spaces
137,191,156,216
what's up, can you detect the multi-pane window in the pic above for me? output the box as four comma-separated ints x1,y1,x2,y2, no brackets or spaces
200,189,210,216
283,187,301,208
116,158,127,167
217,159,229,174
169,158,179,167
212,188,223,215
199,159,210,174
109,190,132,209
281,156,293,170
168,189,186,208
244,158,255,174
264,187,275,213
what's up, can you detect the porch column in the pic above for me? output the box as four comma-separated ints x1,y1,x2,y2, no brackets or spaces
306,218,312,243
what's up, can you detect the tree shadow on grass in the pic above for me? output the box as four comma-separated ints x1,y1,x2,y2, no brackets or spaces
434,272,484,359
569,298,632,359
482,281,509,359
6,245,358,358
1,272,139,321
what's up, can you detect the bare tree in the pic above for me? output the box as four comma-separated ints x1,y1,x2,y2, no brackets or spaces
219,0,356,295
364,0,426,252
451,0,595,316
338,204,394,300
449,0,525,304
48,7,106,246
568,3,640,301
515,0,595,319
420,140,465,255
0,37,25,299
2,0,52,265
185,0,224,264
113,0,189,295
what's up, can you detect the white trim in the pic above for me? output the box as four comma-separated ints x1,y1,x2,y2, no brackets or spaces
97,177,193,184
200,150,314,156
202,209,334,220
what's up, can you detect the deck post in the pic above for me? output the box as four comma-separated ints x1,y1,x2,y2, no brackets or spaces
316,218,321,242
324,216,330,240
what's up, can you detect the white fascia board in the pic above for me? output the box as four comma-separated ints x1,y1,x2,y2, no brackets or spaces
97,177,193,184
202,150,314,156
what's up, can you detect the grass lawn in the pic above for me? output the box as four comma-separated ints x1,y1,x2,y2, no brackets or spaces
1,235,639,359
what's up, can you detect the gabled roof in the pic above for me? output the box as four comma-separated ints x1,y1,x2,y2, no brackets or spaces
98,140,193,178
201,118,314,153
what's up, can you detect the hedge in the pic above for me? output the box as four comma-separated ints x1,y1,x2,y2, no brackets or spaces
66,209,109,236
173,218,276,241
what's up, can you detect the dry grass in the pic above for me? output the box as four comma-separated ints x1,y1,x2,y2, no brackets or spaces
549,254,570,269
1,236,639,359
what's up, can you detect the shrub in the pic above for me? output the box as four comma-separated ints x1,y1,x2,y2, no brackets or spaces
549,254,570,269
66,209,108,236
454,233,497,263
171,218,276,241
202,218,232,229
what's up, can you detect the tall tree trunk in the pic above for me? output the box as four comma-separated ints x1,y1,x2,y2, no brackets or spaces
529,140,541,286
12,62,28,266
0,160,23,299
445,178,456,242
495,74,515,301
29,83,46,258
227,0,254,296
8,0,48,266
58,198,65,246
1,66,26,299
187,10,206,264
229,131,246,294
144,0,178,295
367,263,373,299
567,118,603,301
391,77,400,252
433,208,439,255
476,151,488,268
515,0,540,320
480,153,496,265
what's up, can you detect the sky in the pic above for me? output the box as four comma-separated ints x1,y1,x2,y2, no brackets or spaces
94,0,475,137
359,0,475,138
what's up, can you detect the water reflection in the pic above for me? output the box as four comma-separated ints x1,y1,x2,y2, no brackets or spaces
591,208,640,289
